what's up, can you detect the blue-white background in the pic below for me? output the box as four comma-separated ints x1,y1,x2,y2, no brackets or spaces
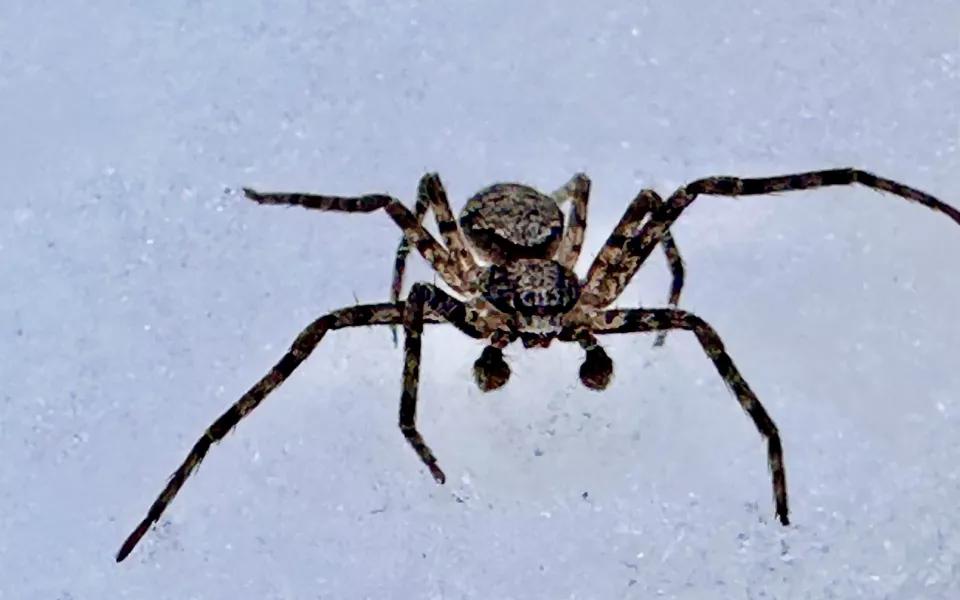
2,1,959,598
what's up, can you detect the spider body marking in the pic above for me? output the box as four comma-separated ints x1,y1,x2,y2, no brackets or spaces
116,168,960,563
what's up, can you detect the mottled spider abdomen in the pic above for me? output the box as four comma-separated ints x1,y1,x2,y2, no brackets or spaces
482,258,581,318
458,183,565,263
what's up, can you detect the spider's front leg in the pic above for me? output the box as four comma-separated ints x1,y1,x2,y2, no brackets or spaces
576,307,789,525
116,302,418,562
400,281,488,483
116,299,483,563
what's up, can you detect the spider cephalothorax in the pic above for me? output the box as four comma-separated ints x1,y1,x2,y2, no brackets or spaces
117,168,960,562
483,258,581,335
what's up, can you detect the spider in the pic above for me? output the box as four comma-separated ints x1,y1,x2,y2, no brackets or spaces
116,168,960,562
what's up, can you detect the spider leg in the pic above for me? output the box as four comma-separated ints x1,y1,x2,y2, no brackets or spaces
586,168,960,307
651,228,685,348
116,300,482,563
576,188,687,346
242,186,469,296
400,282,488,483
389,180,431,347
389,173,481,346
550,173,592,271
572,307,788,525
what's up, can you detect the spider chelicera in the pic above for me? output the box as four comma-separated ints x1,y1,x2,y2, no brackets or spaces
116,168,960,562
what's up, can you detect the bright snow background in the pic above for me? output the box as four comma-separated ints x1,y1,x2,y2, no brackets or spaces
2,1,960,599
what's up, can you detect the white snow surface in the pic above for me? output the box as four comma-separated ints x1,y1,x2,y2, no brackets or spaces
2,1,960,599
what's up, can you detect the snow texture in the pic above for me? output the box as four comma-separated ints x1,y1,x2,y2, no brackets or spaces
2,1,960,599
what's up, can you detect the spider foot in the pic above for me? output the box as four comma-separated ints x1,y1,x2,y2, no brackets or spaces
473,346,511,392
241,187,263,201
579,346,613,390
402,425,447,484
427,462,447,485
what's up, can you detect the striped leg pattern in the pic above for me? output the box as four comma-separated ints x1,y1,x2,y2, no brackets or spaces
116,298,481,563
388,173,481,345
575,307,788,525
582,168,960,309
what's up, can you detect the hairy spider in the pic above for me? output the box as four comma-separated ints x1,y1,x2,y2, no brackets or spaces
116,168,960,562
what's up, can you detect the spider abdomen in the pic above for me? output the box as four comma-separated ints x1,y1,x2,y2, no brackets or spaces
482,258,581,319
459,183,565,263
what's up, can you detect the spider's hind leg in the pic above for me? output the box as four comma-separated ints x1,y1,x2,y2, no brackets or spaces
584,168,960,314
390,173,479,346
241,183,469,303
580,189,687,348
550,173,592,271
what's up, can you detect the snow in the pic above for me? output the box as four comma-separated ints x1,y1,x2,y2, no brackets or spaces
2,0,960,598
